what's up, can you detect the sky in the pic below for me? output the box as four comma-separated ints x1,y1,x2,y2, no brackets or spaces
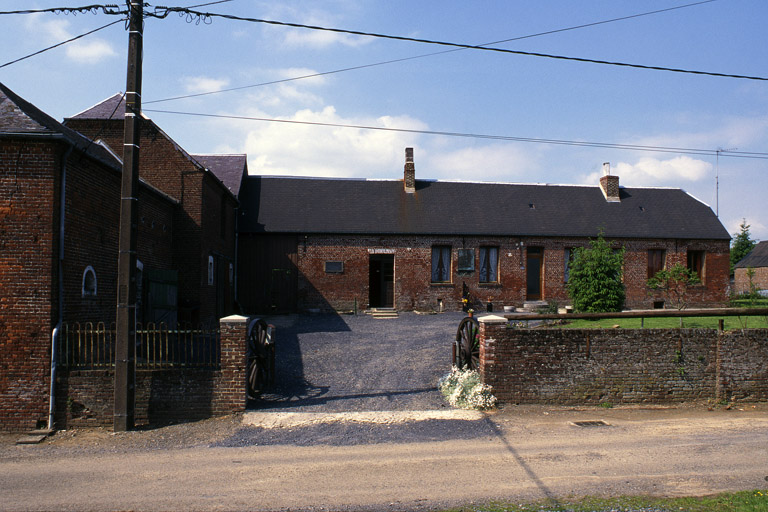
1,0,767,241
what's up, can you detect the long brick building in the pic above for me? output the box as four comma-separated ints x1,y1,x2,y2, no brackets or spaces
236,149,731,313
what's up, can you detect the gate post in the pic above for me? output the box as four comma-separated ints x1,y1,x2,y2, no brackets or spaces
216,315,249,415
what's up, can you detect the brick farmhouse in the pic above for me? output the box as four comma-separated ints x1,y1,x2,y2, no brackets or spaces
0,83,238,431
236,149,731,314
734,241,768,295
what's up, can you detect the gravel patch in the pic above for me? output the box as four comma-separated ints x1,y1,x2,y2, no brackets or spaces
250,311,468,413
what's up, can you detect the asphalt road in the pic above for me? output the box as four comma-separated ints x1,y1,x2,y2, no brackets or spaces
2,405,767,511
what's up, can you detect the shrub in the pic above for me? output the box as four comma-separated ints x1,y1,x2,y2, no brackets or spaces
567,231,625,312
438,366,497,410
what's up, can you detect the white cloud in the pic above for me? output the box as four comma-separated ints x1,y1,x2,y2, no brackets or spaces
182,76,231,94
427,145,540,182
31,16,116,63
582,156,712,188
282,28,368,48
240,106,427,177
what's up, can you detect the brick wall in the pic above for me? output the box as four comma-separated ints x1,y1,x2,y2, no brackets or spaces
0,137,176,432
297,234,730,313
478,317,768,404
53,315,249,429
734,266,768,295
0,139,60,431
64,118,236,325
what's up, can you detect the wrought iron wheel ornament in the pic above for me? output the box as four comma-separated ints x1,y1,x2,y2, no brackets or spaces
453,316,480,370
246,318,274,399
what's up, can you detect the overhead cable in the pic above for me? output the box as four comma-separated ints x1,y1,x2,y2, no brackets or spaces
145,0,720,105
142,108,768,160
146,5,767,81
0,18,125,69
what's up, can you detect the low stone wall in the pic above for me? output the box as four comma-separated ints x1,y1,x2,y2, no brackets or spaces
55,315,250,428
478,317,768,404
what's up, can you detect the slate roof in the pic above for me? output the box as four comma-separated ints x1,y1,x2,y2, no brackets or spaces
65,95,238,201
0,81,120,169
238,176,730,240
734,241,768,268
68,93,125,120
192,154,247,197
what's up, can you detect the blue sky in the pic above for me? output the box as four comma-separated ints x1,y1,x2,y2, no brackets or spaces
2,0,766,240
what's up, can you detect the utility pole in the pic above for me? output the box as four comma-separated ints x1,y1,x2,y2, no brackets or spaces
114,0,143,432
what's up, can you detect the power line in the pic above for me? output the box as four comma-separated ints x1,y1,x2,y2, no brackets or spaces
145,0,720,105
142,107,768,160
0,18,125,69
147,4,768,81
0,5,124,15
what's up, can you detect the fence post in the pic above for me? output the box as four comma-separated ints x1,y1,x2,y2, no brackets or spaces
216,315,249,415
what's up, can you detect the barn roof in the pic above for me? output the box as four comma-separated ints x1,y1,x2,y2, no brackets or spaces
734,241,768,268
192,154,247,197
238,175,730,240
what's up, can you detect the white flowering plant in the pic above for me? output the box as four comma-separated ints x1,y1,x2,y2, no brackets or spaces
438,366,497,410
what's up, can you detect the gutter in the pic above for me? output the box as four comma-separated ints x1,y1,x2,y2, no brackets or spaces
49,144,72,431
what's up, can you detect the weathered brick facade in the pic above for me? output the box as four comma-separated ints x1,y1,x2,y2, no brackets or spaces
1,86,238,431
295,234,730,313
54,315,250,428
478,317,768,404
65,111,237,326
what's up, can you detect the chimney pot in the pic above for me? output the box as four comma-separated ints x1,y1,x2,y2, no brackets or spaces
404,147,415,193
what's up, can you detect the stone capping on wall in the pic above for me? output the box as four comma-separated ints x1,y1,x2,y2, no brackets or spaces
478,318,768,405
54,314,255,430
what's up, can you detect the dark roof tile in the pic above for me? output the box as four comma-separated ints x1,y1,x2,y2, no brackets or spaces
192,154,247,197
735,241,768,268
238,176,730,240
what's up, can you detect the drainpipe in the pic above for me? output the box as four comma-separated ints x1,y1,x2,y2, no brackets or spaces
49,144,72,431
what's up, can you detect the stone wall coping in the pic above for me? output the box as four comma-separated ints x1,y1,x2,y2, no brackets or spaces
477,315,508,324
220,314,249,323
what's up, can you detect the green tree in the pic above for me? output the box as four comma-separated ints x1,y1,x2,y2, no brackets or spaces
730,219,756,272
567,232,625,312
647,263,701,321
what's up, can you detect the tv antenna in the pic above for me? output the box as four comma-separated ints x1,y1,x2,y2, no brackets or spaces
716,147,737,218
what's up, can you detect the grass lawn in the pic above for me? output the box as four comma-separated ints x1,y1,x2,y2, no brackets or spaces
559,315,768,330
447,489,768,512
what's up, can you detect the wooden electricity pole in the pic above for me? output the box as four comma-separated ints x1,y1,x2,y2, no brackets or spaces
114,0,143,432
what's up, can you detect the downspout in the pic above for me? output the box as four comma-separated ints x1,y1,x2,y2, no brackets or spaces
49,144,72,431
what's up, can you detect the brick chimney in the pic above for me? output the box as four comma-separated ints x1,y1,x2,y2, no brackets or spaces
599,162,620,202
404,147,415,194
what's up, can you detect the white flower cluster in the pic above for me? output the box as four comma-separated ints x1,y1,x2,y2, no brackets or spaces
438,366,497,410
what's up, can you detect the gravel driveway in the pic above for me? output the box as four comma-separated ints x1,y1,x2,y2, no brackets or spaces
249,311,469,413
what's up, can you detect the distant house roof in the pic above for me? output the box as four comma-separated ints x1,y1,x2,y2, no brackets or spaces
238,176,730,240
192,154,247,197
0,81,121,169
735,241,768,268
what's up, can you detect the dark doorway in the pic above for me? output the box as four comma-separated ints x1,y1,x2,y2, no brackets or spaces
526,247,543,300
369,254,394,308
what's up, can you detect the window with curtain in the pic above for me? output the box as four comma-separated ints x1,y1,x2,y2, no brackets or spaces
431,246,451,283
479,246,499,283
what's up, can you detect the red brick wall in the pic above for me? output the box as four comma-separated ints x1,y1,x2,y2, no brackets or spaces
0,139,60,431
53,315,249,429
0,137,177,432
479,319,768,404
296,234,730,312
734,267,768,295
65,118,236,325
